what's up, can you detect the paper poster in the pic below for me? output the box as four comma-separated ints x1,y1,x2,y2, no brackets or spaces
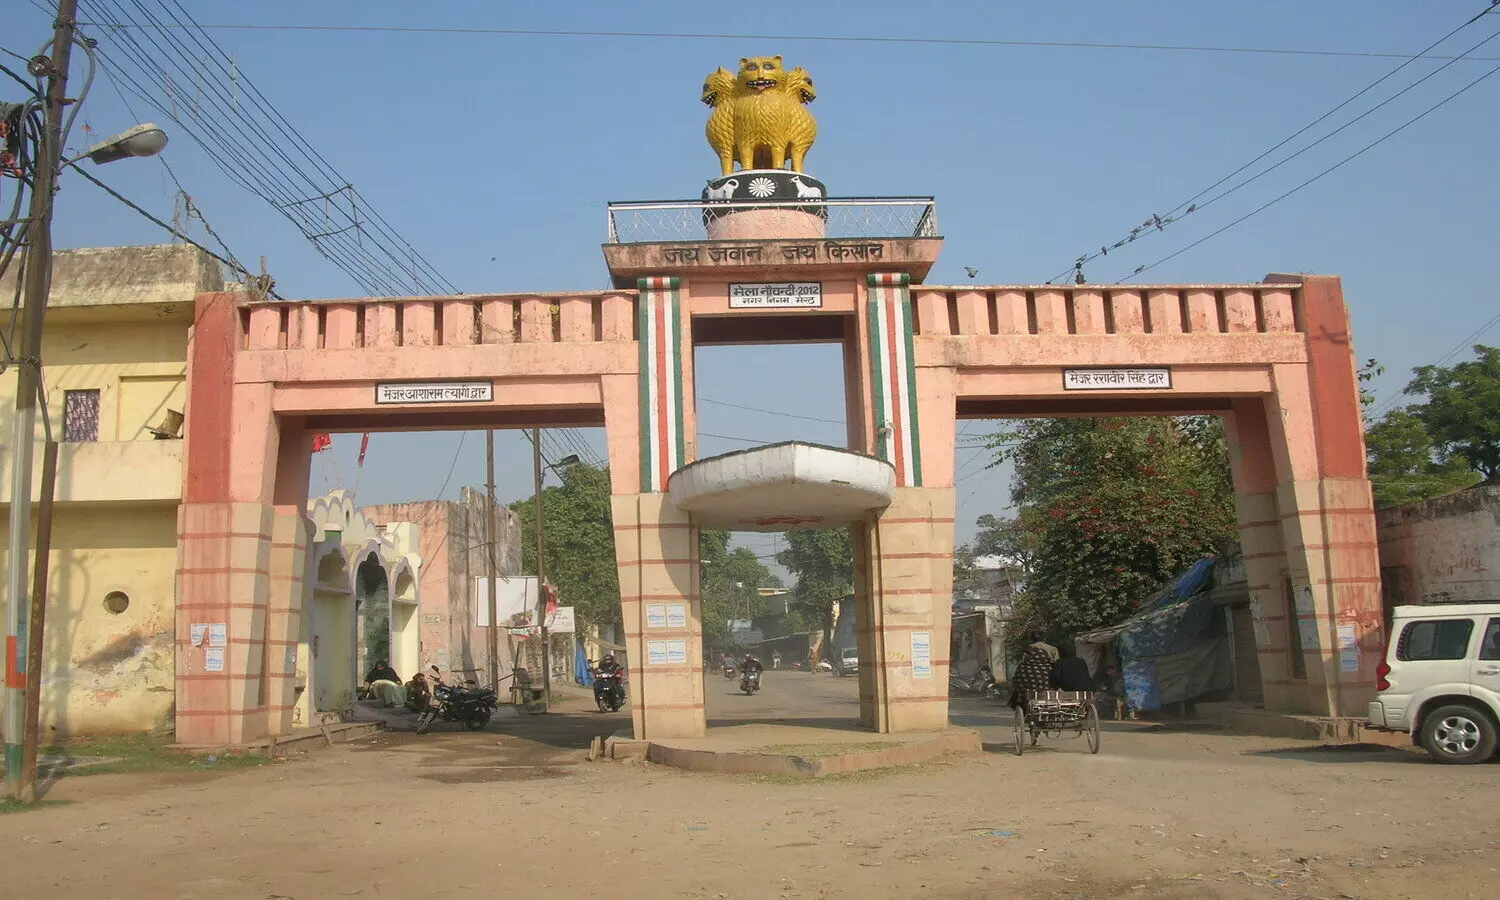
1337,624,1357,650
190,623,208,647
666,640,687,665
208,623,227,648
204,648,226,673
646,604,667,629
666,603,687,629
911,631,932,679
435,648,450,670
647,640,668,665
1294,584,1316,616
1340,649,1360,673
1298,618,1321,650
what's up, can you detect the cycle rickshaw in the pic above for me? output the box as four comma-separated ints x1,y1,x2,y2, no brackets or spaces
1013,689,1101,755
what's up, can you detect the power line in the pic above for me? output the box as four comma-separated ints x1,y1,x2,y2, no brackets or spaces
1046,2,1500,284
697,395,844,426
1366,311,1500,419
1118,58,1500,282
69,19,1500,63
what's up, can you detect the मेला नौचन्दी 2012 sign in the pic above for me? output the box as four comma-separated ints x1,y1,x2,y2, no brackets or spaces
728,281,822,309
1062,368,1172,391
374,381,494,404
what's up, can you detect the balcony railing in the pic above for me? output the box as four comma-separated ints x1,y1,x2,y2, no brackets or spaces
605,197,939,244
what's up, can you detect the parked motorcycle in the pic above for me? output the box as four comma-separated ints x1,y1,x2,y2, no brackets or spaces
593,667,626,713
740,669,761,695
414,666,498,734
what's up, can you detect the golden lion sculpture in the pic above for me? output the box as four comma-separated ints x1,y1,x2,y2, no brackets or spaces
702,56,817,176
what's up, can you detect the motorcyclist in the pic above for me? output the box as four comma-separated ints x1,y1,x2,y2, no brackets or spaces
741,654,764,676
596,654,622,676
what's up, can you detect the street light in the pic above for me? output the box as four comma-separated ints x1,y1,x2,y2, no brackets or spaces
69,122,169,166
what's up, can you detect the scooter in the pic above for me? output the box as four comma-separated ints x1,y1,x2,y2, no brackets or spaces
722,664,738,680
593,667,626,713
740,669,761,695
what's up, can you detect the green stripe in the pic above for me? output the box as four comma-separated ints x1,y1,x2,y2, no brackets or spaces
898,282,922,486
637,278,653,491
867,282,887,464
670,284,685,473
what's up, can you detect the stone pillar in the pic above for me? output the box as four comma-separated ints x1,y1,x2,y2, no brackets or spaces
1226,398,1297,711
862,487,956,732
611,493,705,739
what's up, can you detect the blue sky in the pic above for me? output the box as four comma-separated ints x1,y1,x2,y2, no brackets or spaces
16,1,1500,570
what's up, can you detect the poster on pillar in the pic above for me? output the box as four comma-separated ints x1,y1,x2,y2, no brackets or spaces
638,276,686,493
867,273,922,487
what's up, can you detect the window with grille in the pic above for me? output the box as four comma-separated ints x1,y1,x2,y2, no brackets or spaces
63,389,101,442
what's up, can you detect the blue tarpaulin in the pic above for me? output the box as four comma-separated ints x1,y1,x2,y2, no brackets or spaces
575,640,594,687
1076,557,1231,711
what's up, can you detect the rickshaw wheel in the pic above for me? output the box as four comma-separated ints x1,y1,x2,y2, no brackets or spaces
1085,703,1101,754
1012,712,1025,757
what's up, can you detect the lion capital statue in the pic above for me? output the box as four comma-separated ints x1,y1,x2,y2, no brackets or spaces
702,56,817,176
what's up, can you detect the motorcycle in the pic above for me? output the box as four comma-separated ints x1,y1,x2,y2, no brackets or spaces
414,666,499,734
722,664,738,680
740,669,761,695
593,667,626,713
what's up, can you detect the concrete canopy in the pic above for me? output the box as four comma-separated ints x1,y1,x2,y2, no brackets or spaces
667,441,894,531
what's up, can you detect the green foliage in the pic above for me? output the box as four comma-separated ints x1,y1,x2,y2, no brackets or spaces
990,417,1236,636
1365,408,1479,508
776,528,853,641
972,512,1037,572
510,463,621,629
1405,344,1500,480
700,530,772,641
952,544,984,599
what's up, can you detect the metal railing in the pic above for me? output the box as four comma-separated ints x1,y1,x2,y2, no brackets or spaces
605,197,938,243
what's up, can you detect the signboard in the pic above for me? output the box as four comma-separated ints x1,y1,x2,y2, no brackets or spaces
666,603,687,629
646,604,667,629
474,576,538,627
1063,368,1172,390
910,631,932,679
376,381,494,404
728,282,822,309
666,640,687,665
547,606,576,634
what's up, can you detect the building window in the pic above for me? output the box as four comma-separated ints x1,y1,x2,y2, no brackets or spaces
63,389,101,442
1396,619,1474,662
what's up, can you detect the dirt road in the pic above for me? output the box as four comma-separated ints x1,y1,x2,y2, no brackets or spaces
3,677,1497,899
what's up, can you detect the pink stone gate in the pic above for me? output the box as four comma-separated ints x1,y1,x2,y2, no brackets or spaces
175,236,1381,745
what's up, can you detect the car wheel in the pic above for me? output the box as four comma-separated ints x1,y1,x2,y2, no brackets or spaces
1419,704,1498,764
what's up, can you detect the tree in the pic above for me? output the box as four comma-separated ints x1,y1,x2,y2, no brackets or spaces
699,530,771,642
952,544,984,599
987,417,1237,638
1406,344,1500,480
776,528,853,645
1365,408,1478,508
972,512,1037,573
510,463,620,629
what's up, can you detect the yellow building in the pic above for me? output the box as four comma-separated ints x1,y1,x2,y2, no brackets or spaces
0,244,218,738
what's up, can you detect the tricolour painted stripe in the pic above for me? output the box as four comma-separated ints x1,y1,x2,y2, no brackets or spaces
867,273,921,486
638,277,683,492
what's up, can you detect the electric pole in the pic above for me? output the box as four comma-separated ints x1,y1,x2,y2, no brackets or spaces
484,429,500,690
5,0,78,799
532,427,550,710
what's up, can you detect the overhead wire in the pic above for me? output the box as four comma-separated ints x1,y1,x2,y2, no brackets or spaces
67,19,1500,63
1365,311,1500,419
1046,2,1500,284
1117,58,1500,282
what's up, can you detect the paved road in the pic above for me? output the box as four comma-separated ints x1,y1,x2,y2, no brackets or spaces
705,668,862,726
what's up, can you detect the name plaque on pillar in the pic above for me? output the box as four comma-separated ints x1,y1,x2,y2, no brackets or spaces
729,282,822,309
375,381,494,404
1062,368,1172,390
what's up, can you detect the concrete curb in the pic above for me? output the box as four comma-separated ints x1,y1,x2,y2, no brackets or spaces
1216,709,1410,748
630,728,981,777
168,721,381,756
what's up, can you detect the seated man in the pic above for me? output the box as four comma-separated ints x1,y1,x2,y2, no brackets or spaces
365,659,405,708
1049,645,1095,693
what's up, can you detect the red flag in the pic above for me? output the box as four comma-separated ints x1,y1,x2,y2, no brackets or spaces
310,433,332,453
357,433,370,467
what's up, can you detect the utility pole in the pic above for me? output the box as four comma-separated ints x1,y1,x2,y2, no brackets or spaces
18,441,58,803
5,0,78,799
532,427,550,710
484,429,500,690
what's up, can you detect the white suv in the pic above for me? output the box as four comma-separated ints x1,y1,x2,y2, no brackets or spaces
1367,603,1500,764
